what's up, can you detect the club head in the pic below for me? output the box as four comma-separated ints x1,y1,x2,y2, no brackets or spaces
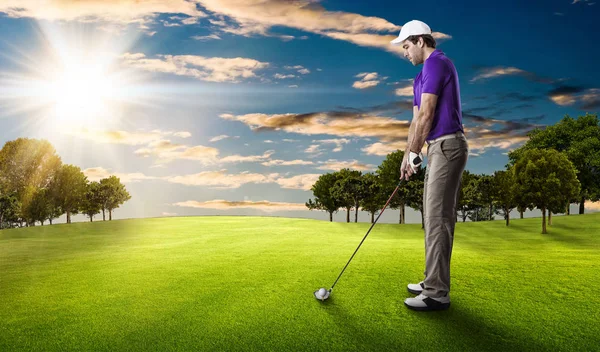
314,288,331,301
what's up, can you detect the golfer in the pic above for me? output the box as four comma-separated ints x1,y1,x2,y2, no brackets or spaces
391,20,469,311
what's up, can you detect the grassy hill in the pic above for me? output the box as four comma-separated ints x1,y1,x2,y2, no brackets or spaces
1,213,599,351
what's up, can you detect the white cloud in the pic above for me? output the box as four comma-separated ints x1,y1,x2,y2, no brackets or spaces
261,159,314,166
470,67,528,82
395,86,413,97
353,80,380,89
275,174,321,190
356,72,378,81
83,167,161,183
361,141,405,156
191,34,222,41
210,135,230,142
305,144,324,157
135,141,273,165
64,128,191,145
121,52,269,83
166,170,279,189
220,150,274,163
315,138,351,152
284,65,310,75
174,131,192,138
134,141,220,164
274,73,296,79
353,72,386,89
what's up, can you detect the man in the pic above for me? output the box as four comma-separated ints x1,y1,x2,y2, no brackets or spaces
390,20,469,311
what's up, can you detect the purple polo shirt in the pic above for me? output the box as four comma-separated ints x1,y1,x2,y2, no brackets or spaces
413,49,464,140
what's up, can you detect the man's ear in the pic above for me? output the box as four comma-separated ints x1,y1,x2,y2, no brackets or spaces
418,37,424,48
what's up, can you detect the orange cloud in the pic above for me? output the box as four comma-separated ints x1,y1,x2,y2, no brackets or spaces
219,112,410,142
317,160,375,172
0,0,206,33
172,199,307,212
198,0,450,55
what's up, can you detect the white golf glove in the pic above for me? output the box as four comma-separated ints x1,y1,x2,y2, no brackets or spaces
408,151,424,172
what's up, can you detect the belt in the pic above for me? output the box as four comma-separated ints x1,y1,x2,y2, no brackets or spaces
426,131,465,145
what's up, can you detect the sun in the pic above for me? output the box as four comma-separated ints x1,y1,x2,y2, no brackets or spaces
0,22,154,135
48,62,116,126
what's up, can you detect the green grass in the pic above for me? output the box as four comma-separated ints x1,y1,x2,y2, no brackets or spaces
1,214,599,351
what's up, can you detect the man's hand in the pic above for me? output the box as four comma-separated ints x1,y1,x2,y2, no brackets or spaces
401,151,423,181
409,151,423,171
400,154,410,181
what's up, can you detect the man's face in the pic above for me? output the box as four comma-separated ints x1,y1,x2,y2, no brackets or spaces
402,39,422,66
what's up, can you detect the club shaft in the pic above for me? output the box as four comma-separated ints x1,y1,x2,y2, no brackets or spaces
330,180,403,290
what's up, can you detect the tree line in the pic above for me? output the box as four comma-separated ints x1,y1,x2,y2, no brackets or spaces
0,138,131,228
307,113,600,234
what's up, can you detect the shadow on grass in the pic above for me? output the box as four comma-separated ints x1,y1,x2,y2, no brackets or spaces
543,223,597,248
321,299,554,351
414,305,552,352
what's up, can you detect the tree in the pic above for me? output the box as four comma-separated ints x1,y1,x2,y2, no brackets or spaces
0,138,62,209
46,202,63,225
103,176,131,221
306,172,343,222
360,173,386,223
20,184,39,226
26,188,53,226
376,150,410,224
513,148,581,234
508,113,600,214
82,181,103,222
478,174,496,221
492,169,517,226
0,192,20,229
49,164,88,223
332,169,364,223
457,170,478,222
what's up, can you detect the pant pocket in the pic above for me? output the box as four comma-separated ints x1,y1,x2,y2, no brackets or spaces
440,139,467,161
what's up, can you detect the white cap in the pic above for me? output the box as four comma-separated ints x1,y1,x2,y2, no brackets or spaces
390,20,432,46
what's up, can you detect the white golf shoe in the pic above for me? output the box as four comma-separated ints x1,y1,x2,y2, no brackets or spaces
404,293,450,311
407,281,424,294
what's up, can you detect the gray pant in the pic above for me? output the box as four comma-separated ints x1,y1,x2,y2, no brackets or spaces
422,134,469,298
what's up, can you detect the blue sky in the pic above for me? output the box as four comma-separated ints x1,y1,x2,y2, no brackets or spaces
0,0,599,223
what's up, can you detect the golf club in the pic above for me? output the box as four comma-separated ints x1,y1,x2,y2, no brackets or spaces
314,178,405,301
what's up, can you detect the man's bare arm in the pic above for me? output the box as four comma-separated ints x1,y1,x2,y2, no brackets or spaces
405,105,419,156
409,93,438,154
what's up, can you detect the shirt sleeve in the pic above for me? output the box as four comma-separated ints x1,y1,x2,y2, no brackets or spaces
421,59,448,96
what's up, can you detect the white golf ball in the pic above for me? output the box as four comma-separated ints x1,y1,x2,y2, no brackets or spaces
318,288,327,297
